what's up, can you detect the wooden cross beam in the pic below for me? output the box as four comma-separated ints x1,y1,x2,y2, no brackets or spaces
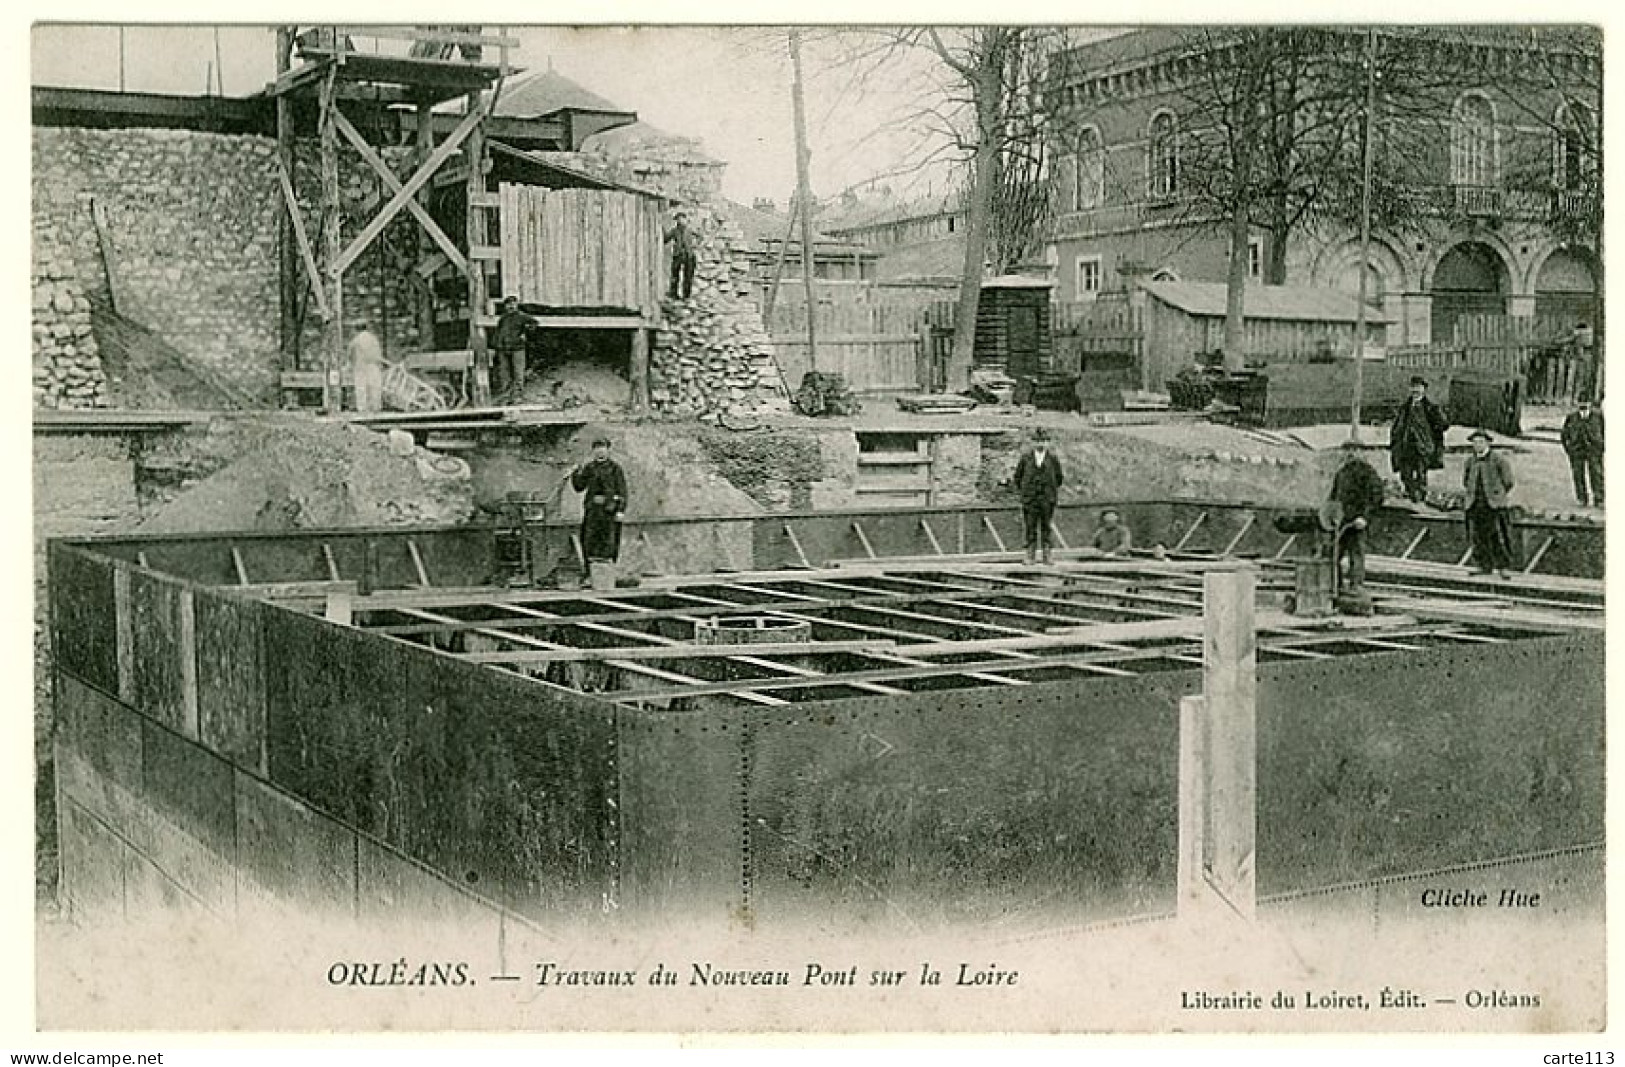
330,107,468,277
332,100,486,277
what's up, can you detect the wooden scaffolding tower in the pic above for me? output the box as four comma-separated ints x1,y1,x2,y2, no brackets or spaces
270,26,517,412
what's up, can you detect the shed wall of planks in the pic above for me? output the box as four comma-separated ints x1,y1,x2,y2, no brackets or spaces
499,184,662,317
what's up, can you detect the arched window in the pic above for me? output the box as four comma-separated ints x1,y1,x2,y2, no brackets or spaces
1147,112,1179,199
1075,126,1105,210
1554,100,1595,189
1451,93,1497,187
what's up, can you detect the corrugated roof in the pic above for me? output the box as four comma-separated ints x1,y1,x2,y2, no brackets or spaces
494,68,631,119
1142,280,1396,323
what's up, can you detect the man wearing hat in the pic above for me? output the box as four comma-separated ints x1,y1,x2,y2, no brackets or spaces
571,436,629,565
666,208,698,301
1561,396,1604,507
1463,429,1517,577
1013,427,1065,564
1389,375,1448,503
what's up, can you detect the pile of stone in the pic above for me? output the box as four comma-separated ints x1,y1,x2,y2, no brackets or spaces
32,245,108,409
650,205,789,421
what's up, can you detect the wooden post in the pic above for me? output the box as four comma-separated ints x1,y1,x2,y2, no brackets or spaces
275,27,298,399
629,327,650,413
465,90,491,407
415,101,437,350
788,29,818,373
1201,565,1257,920
318,66,344,414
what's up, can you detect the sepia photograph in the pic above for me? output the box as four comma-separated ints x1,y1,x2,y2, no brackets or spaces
25,17,1607,1039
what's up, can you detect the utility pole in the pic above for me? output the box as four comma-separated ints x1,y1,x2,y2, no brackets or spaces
788,28,818,373
1349,27,1379,442
118,27,126,91
214,27,225,95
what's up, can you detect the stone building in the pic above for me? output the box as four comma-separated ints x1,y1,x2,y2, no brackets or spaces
1044,27,1601,347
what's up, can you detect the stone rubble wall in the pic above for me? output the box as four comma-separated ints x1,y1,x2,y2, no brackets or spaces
32,239,108,409
32,127,282,405
650,202,791,421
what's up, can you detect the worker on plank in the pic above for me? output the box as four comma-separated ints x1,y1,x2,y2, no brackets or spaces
491,295,537,404
1389,375,1448,504
1327,438,1385,594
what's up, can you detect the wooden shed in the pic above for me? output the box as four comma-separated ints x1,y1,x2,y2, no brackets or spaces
1140,279,1394,389
974,275,1054,379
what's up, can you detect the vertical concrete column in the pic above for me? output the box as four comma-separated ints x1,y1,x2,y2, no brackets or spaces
1176,693,1209,915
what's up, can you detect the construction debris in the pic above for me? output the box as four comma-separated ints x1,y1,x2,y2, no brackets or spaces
896,393,978,415
138,417,475,533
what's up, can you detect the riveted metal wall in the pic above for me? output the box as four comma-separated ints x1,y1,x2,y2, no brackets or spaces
49,543,119,695
744,673,1194,930
261,608,621,921
733,632,1603,928
614,705,749,921
1255,632,1605,895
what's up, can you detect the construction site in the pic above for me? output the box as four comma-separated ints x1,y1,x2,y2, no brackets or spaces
32,26,1605,1032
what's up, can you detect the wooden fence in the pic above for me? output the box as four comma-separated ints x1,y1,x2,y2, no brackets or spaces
1389,313,1594,404
767,300,932,393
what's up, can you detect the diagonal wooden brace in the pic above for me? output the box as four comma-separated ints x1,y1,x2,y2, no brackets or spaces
276,161,329,319
330,107,468,277
332,100,485,277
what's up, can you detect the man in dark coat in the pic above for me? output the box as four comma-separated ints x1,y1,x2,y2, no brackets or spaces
1463,428,1517,577
1561,397,1604,507
666,209,698,301
491,295,537,401
571,437,628,563
1013,428,1065,564
1389,376,1448,503
1328,440,1386,591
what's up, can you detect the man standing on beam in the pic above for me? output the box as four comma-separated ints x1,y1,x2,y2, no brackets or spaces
1014,427,1065,565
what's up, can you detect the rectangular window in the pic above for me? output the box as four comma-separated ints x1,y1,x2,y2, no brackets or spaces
1076,255,1102,300
1248,237,1264,280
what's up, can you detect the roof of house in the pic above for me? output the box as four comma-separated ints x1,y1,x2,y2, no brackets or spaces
820,192,964,235
873,236,966,284
582,119,725,168
492,67,632,119
489,142,667,199
1143,280,1395,323
715,199,872,256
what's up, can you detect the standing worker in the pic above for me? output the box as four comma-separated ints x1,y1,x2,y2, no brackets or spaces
348,320,385,413
1561,397,1604,508
666,208,697,301
1389,375,1448,503
1327,439,1386,595
571,436,629,577
1462,428,1517,578
1013,428,1065,564
491,295,537,403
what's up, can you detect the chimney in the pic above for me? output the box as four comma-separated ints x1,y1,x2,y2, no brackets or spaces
753,197,777,212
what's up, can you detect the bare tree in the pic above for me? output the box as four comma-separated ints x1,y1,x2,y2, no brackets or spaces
819,27,1056,390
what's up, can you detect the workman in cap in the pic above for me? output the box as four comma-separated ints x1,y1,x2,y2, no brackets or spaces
571,436,628,564
1462,428,1517,578
1327,439,1386,593
491,295,537,402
